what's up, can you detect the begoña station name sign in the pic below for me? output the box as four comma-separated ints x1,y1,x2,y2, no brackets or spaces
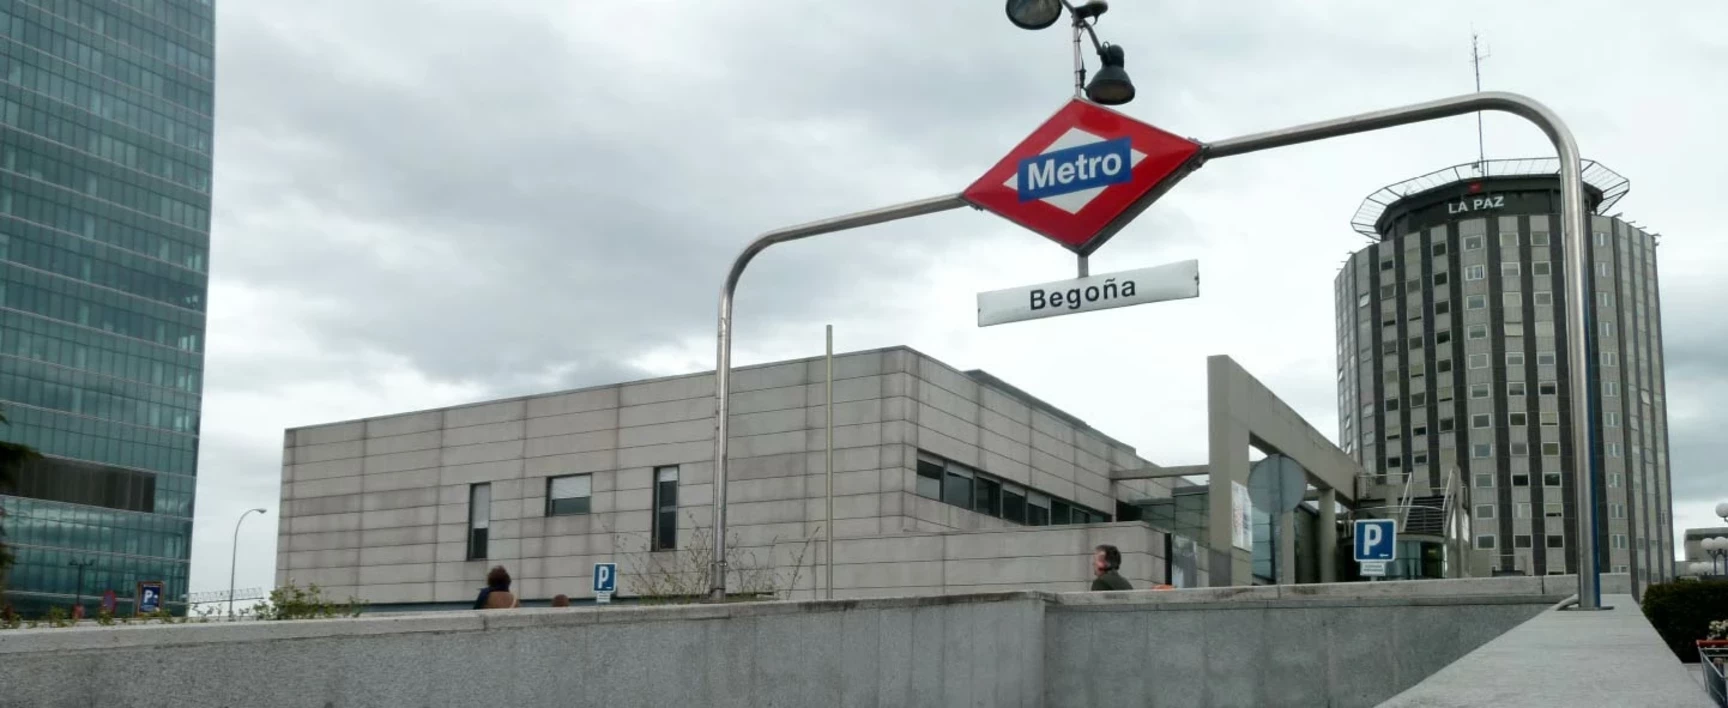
977,259,1199,327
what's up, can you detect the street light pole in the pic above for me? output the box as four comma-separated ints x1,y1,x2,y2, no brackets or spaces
68,558,94,617
229,508,266,619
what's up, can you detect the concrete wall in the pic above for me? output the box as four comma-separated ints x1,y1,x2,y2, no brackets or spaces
0,576,1599,708
277,347,1182,605
831,521,1173,598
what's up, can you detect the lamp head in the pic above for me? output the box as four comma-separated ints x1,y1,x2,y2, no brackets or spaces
1005,0,1062,30
1085,44,1135,105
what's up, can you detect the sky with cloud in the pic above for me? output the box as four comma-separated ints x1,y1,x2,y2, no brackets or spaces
191,0,1728,594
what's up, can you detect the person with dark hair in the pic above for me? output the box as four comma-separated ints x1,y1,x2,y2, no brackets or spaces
550,594,570,608
472,566,520,609
1091,544,1132,591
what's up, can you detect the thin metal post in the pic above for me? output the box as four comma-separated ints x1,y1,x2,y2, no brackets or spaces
1204,90,1602,609
230,508,265,619
825,325,835,600
1077,254,1089,278
1070,16,1084,98
708,194,968,602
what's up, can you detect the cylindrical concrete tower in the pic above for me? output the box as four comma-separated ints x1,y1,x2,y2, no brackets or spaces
1334,159,1672,588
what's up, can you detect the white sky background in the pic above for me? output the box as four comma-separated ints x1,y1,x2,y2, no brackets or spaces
190,1,1728,595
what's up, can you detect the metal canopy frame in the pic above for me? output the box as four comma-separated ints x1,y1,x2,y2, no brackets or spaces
706,90,1605,611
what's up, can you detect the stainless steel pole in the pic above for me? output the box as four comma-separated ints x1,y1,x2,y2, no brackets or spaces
825,324,835,600
1070,17,1084,98
1204,90,1602,609
708,194,969,601
230,508,265,619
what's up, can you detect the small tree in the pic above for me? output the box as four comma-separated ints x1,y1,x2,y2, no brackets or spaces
251,581,368,620
609,512,819,604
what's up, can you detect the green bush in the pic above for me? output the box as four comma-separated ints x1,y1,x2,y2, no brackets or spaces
1641,579,1728,662
252,582,367,620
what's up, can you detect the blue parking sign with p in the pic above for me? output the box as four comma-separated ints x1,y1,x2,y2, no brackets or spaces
593,563,617,594
1353,519,1397,562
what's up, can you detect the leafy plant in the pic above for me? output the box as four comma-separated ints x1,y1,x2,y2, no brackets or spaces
251,582,367,620
1709,619,1727,641
1641,579,1728,662
95,609,115,626
43,605,69,628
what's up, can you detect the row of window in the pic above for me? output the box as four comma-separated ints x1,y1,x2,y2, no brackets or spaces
2,95,209,191
0,494,191,557
1475,534,1566,550
469,467,684,560
1,224,207,310
2,175,207,270
2,137,206,229
914,451,1110,526
1,261,205,352
0,46,211,154
11,0,214,76
2,12,209,113
8,453,156,511
1,542,189,601
0,309,202,391
0,355,202,432
103,0,213,44
0,402,199,477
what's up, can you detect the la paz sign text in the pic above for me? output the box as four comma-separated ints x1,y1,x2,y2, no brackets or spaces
977,259,1199,327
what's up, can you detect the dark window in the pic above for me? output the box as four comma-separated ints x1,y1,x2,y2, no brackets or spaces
1051,499,1073,525
1546,535,1564,549
1436,301,1451,315
1433,242,1448,257
942,464,974,509
1027,493,1051,526
546,474,592,516
915,454,943,499
468,483,490,560
974,475,1001,517
1434,272,1449,286
1543,472,1562,487
653,466,679,551
1515,534,1533,548
11,457,156,513
1002,485,1027,523
1512,474,1529,487
1436,331,1451,345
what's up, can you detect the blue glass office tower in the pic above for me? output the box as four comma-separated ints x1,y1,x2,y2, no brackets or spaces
0,0,212,616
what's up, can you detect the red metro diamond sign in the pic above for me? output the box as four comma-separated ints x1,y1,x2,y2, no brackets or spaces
963,99,1202,256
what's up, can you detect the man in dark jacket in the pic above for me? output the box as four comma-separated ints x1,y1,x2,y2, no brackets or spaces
1091,544,1133,591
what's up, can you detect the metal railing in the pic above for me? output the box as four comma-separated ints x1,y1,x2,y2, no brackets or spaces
1703,646,1727,707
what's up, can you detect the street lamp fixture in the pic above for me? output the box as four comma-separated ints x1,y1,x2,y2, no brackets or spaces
1005,0,1136,105
1715,500,1728,524
229,508,267,619
1704,536,1728,577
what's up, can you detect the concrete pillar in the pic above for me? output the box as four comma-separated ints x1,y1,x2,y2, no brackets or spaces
1206,360,1253,587
1318,488,1338,583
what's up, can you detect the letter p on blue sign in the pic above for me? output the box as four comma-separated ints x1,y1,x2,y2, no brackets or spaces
593,562,617,594
1354,519,1397,562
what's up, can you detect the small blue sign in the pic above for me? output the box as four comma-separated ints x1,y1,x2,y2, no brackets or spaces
593,563,617,594
1353,519,1398,562
1017,137,1133,202
138,581,163,614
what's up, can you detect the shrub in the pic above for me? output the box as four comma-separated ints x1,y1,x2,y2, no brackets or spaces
252,582,367,620
1641,579,1728,662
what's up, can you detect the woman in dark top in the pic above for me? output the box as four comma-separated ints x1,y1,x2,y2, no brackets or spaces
472,565,520,609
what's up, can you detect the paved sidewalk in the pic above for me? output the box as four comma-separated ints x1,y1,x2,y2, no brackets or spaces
1379,595,1712,707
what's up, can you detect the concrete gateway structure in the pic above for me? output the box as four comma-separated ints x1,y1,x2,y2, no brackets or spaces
275,347,1366,608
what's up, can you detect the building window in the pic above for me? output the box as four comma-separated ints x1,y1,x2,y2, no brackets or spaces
1358,293,1370,307
1412,452,1428,467
1534,291,1553,306
1465,265,1486,281
1386,399,1401,412
1476,504,1495,519
1538,382,1558,396
1473,444,1492,459
1027,492,1052,526
1410,392,1427,408
1601,321,1615,337
1604,351,1618,367
1599,292,1614,308
1437,359,1453,374
1516,503,1532,519
1542,442,1561,456
1466,235,1484,250
1512,474,1530,487
1501,263,1520,278
943,462,975,509
1547,535,1564,549
1515,534,1533,548
1475,473,1494,488
1606,412,1620,428
653,466,680,550
1507,352,1525,367
1381,259,1395,271
1612,534,1627,550
1440,418,1455,432
1466,295,1487,310
974,475,1001,517
546,475,593,516
1504,292,1522,309
1510,442,1529,456
1471,384,1491,399
1433,242,1449,257
1531,232,1551,246
1381,284,1397,298
1605,381,1619,397
1436,300,1452,316
1434,272,1449,287
1540,411,1558,426
1500,233,1520,249
1509,382,1527,396
1594,231,1608,247
1476,535,1496,550
1533,262,1552,277
1002,484,1027,523
1608,473,1621,488
468,483,491,560
1472,414,1492,429
1467,325,1488,340
1387,456,1402,469
1509,412,1528,426
1537,352,1557,367
916,453,944,499
1607,442,1622,457
1436,331,1452,345
1543,472,1562,487
1468,354,1489,369
1597,261,1611,278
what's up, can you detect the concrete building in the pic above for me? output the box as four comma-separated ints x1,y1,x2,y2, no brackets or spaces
1334,159,1675,589
275,347,1365,608
0,1,216,616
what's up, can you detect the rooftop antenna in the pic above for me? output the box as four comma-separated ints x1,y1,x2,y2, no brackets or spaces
1471,30,1491,173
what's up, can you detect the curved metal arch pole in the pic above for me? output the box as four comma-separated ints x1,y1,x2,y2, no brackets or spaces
1205,90,1602,610
708,194,968,601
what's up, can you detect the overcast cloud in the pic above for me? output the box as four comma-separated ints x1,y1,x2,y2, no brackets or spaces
191,0,1728,594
